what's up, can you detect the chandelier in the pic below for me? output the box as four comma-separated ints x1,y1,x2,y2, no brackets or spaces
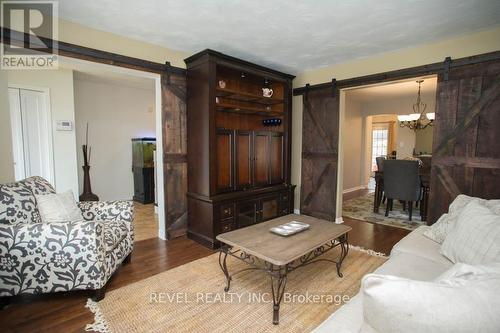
397,80,435,131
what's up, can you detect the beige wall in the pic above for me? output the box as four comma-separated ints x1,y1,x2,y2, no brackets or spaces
7,69,79,195
342,97,363,191
292,26,500,211
74,78,156,201
415,126,433,154
0,71,15,183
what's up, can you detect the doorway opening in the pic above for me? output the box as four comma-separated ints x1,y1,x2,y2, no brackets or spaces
6,56,166,241
339,75,437,230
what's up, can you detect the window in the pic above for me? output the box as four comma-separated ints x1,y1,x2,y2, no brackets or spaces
371,126,388,171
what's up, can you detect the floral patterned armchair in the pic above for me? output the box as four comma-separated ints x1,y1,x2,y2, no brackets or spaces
0,176,134,303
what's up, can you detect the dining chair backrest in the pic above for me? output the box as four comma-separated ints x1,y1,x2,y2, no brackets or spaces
376,156,386,172
383,159,421,202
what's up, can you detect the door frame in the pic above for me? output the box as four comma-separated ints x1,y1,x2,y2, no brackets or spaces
8,84,55,185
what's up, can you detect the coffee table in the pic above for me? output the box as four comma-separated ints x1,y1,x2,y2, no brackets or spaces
216,214,351,325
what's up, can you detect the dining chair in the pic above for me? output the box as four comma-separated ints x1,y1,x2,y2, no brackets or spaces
375,156,387,206
383,160,421,221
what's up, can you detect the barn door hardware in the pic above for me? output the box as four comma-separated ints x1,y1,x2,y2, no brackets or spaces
331,78,337,97
443,57,452,82
304,83,310,100
165,61,172,85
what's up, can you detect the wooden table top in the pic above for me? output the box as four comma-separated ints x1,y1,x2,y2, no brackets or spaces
216,214,352,266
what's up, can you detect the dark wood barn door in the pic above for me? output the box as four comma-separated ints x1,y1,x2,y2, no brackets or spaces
161,73,188,239
428,59,500,223
300,86,339,221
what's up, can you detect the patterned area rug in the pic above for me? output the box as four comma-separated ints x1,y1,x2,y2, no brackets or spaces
343,192,424,231
85,247,387,333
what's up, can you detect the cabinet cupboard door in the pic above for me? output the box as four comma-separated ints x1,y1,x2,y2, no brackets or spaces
254,132,270,186
260,196,279,221
235,130,253,189
270,132,284,184
236,200,259,228
216,129,234,192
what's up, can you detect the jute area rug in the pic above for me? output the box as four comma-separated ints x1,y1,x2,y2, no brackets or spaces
86,247,386,333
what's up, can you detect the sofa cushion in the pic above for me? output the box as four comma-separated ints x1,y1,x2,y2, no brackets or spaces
374,251,452,280
391,226,453,266
362,263,500,333
35,191,83,223
312,251,450,333
0,181,41,225
103,220,129,252
441,201,500,264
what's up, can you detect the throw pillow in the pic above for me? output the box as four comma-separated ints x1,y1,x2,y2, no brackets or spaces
35,191,83,223
440,201,500,264
423,194,500,244
362,269,500,333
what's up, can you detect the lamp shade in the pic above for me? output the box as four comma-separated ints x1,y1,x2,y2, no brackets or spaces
397,115,408,122
426,112,435,120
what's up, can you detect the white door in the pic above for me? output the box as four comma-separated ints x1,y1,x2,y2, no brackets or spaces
9,87,54,184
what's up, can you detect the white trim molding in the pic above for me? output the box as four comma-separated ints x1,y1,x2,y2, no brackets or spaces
342,185,367,194
293,208,300,215
335,217,344,224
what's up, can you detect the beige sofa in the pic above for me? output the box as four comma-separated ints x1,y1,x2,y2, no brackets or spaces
314,225,453,332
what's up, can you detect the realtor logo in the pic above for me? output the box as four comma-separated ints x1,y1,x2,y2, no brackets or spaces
1,1,58,69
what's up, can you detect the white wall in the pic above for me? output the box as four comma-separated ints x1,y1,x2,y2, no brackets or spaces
7,69,79,195
73,78,155,201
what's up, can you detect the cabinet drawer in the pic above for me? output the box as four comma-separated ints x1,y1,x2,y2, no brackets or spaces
220,204,234,219
220,220,234,233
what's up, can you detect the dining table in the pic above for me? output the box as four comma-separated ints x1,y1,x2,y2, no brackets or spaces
373,170,430,221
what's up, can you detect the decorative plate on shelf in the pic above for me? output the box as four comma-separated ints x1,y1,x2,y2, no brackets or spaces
270,221,310,237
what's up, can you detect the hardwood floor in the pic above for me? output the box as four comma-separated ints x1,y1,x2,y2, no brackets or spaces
1,215,408,333
133,203,159,242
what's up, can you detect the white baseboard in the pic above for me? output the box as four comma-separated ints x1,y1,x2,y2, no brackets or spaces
293,209,300,215
342,185,367,194
335,217,344,224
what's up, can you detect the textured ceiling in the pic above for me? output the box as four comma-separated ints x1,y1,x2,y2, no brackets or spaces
58,0,500,74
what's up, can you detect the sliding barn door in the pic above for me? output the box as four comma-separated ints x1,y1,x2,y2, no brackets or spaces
428,59,500,223
300,87,339,221
162,73,188,239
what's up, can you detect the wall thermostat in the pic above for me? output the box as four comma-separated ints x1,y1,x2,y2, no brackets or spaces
56,120,73,131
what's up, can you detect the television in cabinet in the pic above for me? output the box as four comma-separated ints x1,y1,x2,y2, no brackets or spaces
185,49,295,249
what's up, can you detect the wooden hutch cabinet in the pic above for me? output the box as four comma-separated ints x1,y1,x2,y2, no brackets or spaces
185,49,295,248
